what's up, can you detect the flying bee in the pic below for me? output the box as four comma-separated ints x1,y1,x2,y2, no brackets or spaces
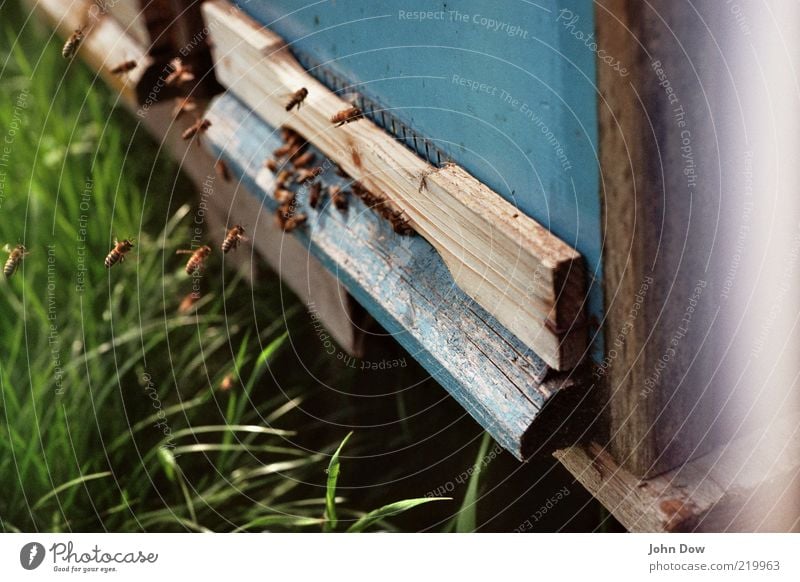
329,185,348,211
178,291,201,313
308,182,323,209
176,245,212,275
172,97,197,120
285,87,308,111
104,238,134,268
221,224,247,253
219,374,235,391
295,167,323,184
291,151,315,169
62,27,85,59
331,106,362,127
265,158,279,172
182,118,211,143
110,59,137,75
215,160,231,182
165,57,195,86
3,244,29,278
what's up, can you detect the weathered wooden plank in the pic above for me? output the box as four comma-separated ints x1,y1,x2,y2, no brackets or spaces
595,0,731,477
200,0,588,371
203,93,586,459
99,0,150,48
32,0,152,104
555,414,800,532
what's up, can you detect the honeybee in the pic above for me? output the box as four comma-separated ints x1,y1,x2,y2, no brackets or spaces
110,59,137,75
276,205,307,232
295,167,322,184
274,188,295,204
389,209,414,235
291,151,315,169
172,97,197,120
178,291,201,313
3,244,29,278
221,225,247,253
62,27,85,59
308,182,323,209
165,57,195,86
285,87,308,111
104,238,134,268
331,106,362,126
329,185,348,211
265,158,279,172
219,374,235,391
215,160,231,182
273,143,295,158
276,169,293,187
182,118,211,142
176,245,212,274
281,126,299,142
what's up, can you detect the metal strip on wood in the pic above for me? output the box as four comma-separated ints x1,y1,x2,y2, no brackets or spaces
201,0,588,371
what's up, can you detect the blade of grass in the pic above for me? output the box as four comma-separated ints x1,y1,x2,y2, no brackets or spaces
324,431,353,532
454,432,492,533
347,498,451,533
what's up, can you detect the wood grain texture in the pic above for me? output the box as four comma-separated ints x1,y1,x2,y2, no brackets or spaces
556,413,800,532
30,0,151,105
203,92,589,459
200,0,588,371
595,0,725,477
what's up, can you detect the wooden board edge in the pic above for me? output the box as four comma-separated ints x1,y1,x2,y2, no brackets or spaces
201,0,588,370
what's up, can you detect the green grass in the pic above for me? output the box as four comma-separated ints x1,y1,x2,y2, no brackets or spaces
0,2,446,532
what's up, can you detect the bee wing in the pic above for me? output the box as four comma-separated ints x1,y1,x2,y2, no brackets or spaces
2,244,10,253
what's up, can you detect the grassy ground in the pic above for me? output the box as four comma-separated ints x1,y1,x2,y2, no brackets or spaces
0,1,447,532
0,0,621,533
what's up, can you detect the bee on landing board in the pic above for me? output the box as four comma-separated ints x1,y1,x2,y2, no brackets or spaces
274,188,295,205
276,205,307,232
285,88,308,111
329,185,349,211
176,245,211,275
331,106,363,127
182,118,211,144
308,181,323,209
110,59,137,75
221,225,247,253
105,238,134,268
265,158,279,173
3,244,29,278
295,167,322,184
291,151,315,169
62,28,85,60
